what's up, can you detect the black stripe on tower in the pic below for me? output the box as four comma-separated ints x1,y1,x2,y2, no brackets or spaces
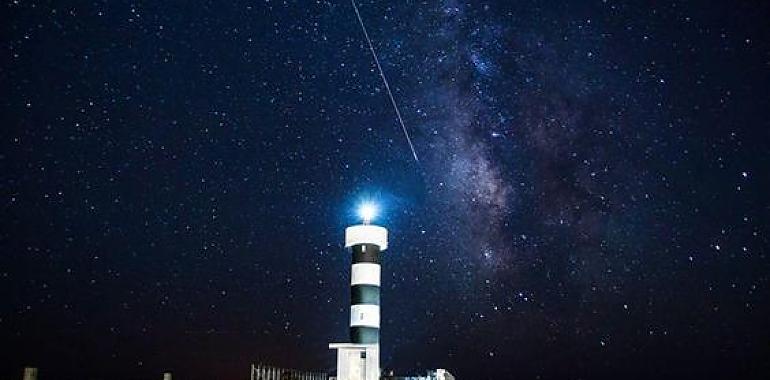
350,243,381,344
351,326,379,344
351,284,380,305
352,243,380,264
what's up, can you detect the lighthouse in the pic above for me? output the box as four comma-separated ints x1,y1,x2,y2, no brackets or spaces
330,202,387,380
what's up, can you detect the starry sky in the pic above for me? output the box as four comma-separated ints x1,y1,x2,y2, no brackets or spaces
2,1,769,379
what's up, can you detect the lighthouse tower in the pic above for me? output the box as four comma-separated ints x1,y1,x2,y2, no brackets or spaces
330,203,387,380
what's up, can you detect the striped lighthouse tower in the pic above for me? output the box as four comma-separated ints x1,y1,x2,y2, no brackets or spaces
330,203,387,380
346,222,387,344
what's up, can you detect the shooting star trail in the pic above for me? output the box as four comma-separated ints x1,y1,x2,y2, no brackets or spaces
351,0,419,163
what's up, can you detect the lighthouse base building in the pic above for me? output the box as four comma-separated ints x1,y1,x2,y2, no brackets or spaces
328,344,380,380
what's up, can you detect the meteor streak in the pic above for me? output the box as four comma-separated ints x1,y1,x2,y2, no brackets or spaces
351,0,419,163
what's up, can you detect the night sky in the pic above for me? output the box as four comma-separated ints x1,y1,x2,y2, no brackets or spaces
2,1,769,379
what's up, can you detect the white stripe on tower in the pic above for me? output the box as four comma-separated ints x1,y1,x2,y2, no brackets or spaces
351,263,381,286
350,304,380,327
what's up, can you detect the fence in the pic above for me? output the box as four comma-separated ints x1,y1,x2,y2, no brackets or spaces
250,363,328,380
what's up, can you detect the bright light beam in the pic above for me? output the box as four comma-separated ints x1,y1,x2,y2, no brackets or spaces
358,202,378,224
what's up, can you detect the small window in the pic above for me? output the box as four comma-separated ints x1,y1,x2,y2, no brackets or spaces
360,352,367,359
